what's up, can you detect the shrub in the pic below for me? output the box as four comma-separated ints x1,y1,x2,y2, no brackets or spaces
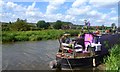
104,44,120,70
15,35,29,41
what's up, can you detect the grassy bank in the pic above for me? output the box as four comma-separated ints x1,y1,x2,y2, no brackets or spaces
2,29,80,43
104,44,120,70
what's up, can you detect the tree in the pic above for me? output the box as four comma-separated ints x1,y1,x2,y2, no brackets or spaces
36,20,49,29
17,18,20,22
53,20,62,29
9,18,31,31
9,21,12,24
2,23,10,31
46,22,50,29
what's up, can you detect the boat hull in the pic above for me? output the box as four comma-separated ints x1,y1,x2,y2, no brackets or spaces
56,54,105,68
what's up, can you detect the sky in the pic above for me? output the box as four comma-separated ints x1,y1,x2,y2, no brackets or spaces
0,0,119,26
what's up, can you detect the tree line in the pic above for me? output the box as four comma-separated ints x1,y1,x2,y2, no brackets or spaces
1,18,117,31
1,18,74,31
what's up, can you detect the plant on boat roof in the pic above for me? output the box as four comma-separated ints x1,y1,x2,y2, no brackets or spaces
103,41,109,48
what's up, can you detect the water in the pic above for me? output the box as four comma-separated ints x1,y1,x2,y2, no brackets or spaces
2,33,120,70
2,40,59,70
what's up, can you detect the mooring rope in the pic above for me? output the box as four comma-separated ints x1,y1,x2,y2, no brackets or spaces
66,58,73,72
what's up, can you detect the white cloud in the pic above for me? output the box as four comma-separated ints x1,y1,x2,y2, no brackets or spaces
67,6,91,15
110,17,118,21
89,0,119,7
110,8,117,14
65,15,75,21
6,2,17,8
87,10,102,18
27,2,36,11
101,14,109,20
44,13,63,22
72,0,87,7
25,2,43,18
5,1,26,12
0,0,5,7
46,0,66,14
89,0,119,3
43,13,75,23
3,0,74,2
1,1,44,23
96,19,105,23
0,0,118,26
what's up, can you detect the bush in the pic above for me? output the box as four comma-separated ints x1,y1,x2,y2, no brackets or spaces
15,35,29,41
2,33,15,42
29,35,42,41
104,44,120,70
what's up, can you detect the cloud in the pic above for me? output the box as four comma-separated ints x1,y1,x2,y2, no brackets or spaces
27,2,36,11
110,8,117,14
72,0,88,7
3,0,74,2
5,1,26,12
67,6,91,15
0,0,5,7
67,0,92,16
44,14,64,22
1,1,43,23
6,2,17,8
87,10,102,18
46,0,66,14
0,0,118,26
44,13,76,23
65,15,75,21
89,0,119,8
110,17,118,21
96,19,105,23
25,2,43,18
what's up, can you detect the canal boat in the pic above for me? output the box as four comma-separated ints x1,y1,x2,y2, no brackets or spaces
50,33,108,69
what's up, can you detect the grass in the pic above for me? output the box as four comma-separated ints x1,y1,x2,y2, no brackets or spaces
104,44,120,71
2,29,80,43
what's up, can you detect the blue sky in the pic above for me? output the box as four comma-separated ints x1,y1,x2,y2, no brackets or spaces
0,0,119,26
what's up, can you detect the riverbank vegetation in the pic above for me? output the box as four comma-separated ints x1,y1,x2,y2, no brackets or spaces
2,30,80,43
104,44,120,70
1,18,117,43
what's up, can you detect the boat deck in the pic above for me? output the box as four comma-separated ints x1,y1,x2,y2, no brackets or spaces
56,52,99,59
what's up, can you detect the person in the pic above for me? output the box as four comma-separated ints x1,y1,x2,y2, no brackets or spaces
60,33,71,44
112,25,117,34
87,21,90,32
95,29,100,35
59,33,72,53
84,20,87,26
105,29,109,34
59,33,72,48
